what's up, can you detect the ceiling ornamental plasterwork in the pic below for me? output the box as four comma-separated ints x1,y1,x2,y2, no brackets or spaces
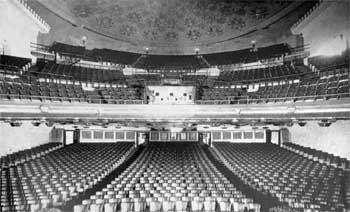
48,0,291,47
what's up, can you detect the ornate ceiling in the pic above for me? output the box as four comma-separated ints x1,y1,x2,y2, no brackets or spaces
43,0,291,47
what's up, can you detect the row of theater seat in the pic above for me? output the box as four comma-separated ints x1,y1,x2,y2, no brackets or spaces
121,74,208,84
133,55,207,71
0,79,143,104
131,74,162,82
1,143,134,212
198,69,350,103
282,143,350,170
49,42,140,65
217,64,305,82
35,61,126,83
96,87,143,102
249,72,350,101
200,88,244,101
204,44,290,66
182,75,208,83
0,80,86,100
50,42,290,68
0,55,32,70
0,143,62,169
213,143,349,211
74,143,261,212
308,51,349,72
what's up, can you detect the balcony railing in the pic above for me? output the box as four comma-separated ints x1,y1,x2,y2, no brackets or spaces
0,94,145,105
195,92,350,105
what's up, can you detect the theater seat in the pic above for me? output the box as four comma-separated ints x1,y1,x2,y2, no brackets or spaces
214,142,347,211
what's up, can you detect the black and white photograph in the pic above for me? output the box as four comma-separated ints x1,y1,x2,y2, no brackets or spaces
0,0,349,211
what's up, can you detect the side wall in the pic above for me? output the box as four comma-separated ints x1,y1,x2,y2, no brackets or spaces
0,122,53,157
297,1,350,56
288,120,350,159
0,0,41,59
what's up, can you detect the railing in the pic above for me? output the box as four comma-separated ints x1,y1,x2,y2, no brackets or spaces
1,92,350,106
217,60,284,72
216,71,312,84
284,50,310,62
0,69,75,82
56,58,126,71
30,43,56,60
195,92,350,105
0,94,145,105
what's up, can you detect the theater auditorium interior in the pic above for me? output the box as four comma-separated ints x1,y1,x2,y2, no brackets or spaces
0,0,350,212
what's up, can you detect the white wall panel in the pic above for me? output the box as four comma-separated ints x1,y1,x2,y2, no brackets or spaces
288,121,350,159
0,122,53,156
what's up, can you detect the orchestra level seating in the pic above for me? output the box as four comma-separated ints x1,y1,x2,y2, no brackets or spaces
0,142,134,212
73,142,262,212
0,142,62,169
282,142,350,170
1,141,349,212
213,143,350,211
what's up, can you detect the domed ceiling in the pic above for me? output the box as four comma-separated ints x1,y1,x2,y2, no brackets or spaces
43,0,291,47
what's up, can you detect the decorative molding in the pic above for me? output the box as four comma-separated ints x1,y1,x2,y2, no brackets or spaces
12,0,51,33
291,0,333,35
1,99,350,121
